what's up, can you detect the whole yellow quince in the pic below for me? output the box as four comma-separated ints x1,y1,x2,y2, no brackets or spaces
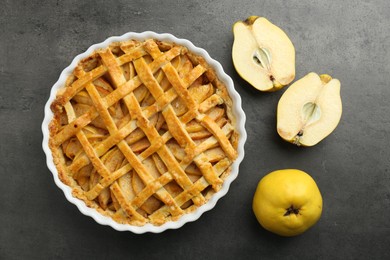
253,169,323,236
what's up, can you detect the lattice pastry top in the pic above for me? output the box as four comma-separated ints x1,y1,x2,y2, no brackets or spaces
49,39,239,226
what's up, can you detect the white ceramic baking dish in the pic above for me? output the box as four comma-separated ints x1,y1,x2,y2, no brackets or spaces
42,31,246,233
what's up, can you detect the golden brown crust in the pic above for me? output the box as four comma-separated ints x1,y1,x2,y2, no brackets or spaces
49,39,239,226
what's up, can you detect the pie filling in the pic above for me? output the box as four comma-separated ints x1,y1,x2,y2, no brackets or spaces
49,39,239,226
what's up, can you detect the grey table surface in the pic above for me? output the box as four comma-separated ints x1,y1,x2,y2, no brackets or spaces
1,0,390,259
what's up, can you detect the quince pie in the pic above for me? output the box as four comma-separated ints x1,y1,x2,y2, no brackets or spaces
49,39,239,226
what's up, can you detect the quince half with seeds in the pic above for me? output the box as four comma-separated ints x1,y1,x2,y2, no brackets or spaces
232,16,295,91
277,73,342,146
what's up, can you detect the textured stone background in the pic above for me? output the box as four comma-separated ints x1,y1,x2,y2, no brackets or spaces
1,0,390,259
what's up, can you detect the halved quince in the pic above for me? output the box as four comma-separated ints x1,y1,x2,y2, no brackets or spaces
277,73,342,146
232,16,295,91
